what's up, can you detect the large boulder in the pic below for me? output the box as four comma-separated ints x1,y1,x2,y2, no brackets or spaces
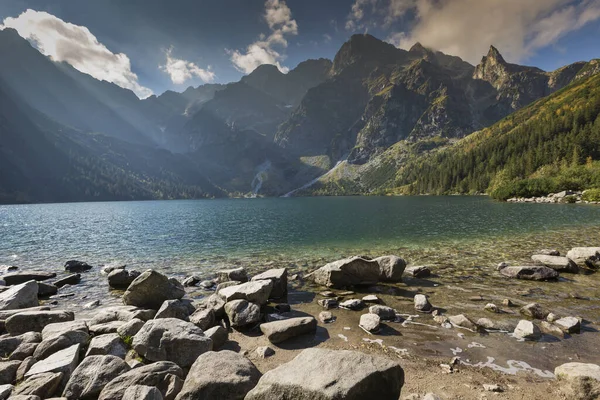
117,318,145,338
189,308,215,331
245,348,404,400
218,281,273,305
0,360,21,384
123,271,185,309
64,260,93,273
359,314,380,334
531,255,578,272
0,333,41,359
175,351,261,400
25,344,80,387
513,320,541,340
217,268,248,283
195,294,226,319
369,305,396,320
204,326,228,350
33,330,89,360
251,269,287,298
374,256,406,282
89,306,156,325
566,247,600,267
63,355,130,400
108,269,141,289
132,318,212,368
122,385,163,400
499,266,559,281
85,333,128,358
309,257,381,288
154,299,195,321
5,310,74,335
54,274,81,288
41,320,88,340
12,372,63,398
98,361,184,400
0,281,38,310
555,362,600,399
0,272,55,286
259,317,317,344
224,300,261,328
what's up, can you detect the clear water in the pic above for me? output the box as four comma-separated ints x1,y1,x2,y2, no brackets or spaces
1,196,599,270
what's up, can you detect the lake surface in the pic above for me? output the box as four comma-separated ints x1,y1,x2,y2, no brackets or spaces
1,196,599,271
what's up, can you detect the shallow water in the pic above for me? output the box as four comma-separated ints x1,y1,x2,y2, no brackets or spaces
1,196,599,376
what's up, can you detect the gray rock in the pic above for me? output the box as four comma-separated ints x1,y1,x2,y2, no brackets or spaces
108,269,141,289
217,281,273,306
8,342,38,361
566,247,600,267
362,295,380,303
554,317,581,334
0,306,49,321
251,268,287,298
89,321,126,335
195,294,226,319
64,260,93,273
189,308,215,331
13,372,63,397
540,321,565,337
520,303,547,320
414,294,432,313
182,276,201,287
318,311,335,323
122,270,185,309
339,299,364,310
309,257,381,288
0,384,12,399
62,355,130,400
41,320,88,341
224,300,261,328
359,314,380,333
16,357,36,382
198,280,215,289
154,299,195,321
132,318,212,368
204,326,228,350
215,281,242,294
259,317,317,344
483,384,504,392
374,255,406,282
98,361,184,400
448,314,478,331
0,281,38,311
317,298,338,309
122,385,163,400
7,396,41,400
369,305,396,320
422,394,441,400
555,362,600,381
37,282,58,297
86,333,128,358
255,346,275,359
174,350,261,400
54,274,81,288
26,344,80,381
404,266,431,278
513,320,541,340
536,249,560,256
89,306,156,325
0,273,55,286
117,318,145,338
0,360,21,384
531,255,578,272
0,332,41,357
500,265,559,281
6,310,74,335
217,268,248,283
33,330,89,360
245,348,404,400
476,318,497,330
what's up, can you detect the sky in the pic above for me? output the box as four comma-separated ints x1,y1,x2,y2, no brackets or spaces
1,0,600,98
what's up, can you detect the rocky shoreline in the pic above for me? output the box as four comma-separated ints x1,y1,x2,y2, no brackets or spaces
506,190,600,204
0,247,599,399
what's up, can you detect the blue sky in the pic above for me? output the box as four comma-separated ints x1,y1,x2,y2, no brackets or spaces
1,0,599,98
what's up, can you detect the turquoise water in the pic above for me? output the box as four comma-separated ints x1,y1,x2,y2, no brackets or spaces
0,196,599,271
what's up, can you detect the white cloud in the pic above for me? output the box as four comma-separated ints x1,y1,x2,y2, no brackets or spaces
229,0,298,74
379,0,600,64
346,0,411,30
0,9,153,98
160,47,215,85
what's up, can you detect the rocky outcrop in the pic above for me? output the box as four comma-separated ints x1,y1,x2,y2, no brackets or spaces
122,270,185,309
245,348,404,400
174,351,261,400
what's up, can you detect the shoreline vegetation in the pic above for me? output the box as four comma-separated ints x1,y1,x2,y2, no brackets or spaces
0,243,599,399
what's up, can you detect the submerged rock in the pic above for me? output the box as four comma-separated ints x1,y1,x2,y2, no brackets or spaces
531,255,578,272
245,348,404,400
54,274,81,288
123,270,185,309
64,260,93,273
499,265,559,281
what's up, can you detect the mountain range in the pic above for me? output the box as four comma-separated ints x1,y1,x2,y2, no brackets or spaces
0,28,599,203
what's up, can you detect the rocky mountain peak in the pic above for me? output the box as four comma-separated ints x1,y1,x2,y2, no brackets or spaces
409,42,428,54
473,45,511,88
486,45,506,64
332,34,403,75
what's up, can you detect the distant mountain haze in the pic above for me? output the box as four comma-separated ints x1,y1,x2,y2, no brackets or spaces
0,29,598,203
